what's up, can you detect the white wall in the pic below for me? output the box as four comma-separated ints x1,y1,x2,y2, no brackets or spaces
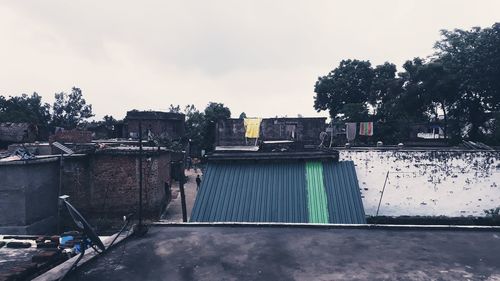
340,150,500,217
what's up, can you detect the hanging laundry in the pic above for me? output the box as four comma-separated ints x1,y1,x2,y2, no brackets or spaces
359,122,374,136
244,118,262,138
285,124,296,139
346,122,357,141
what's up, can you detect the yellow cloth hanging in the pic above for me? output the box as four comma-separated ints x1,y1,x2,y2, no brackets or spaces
244,118,261,138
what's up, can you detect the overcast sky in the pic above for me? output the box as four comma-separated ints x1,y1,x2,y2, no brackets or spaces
1,1,499,119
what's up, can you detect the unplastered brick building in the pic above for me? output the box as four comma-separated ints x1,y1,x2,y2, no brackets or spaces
124,110,185,141
61,147,173,218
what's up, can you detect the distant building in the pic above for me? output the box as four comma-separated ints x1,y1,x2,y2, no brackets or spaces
410,123,447,140
86,121,124,140
124,111,185,141
0,122,37,145
0,146,177,234
216,117,327,149
61,147,174,218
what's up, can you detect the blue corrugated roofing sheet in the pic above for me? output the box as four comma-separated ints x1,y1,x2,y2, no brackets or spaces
190,160,366,224
191,162,308,223
323,161,366,224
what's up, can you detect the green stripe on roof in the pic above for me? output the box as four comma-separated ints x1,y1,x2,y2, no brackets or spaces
305,162,329,223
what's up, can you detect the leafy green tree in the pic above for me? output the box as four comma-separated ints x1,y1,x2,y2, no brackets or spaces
314,59,374,119
183,104,204,152
168,104,181,113
412,61,459,139
102,115,117,125
434,23,500,140
52,87,94,129
0,93,51,125
0,92,52,139
202,102,231,151
369,62,401,114
339,103,369,122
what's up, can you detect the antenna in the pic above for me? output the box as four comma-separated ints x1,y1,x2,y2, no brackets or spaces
58,195,105,281
59,196,105,251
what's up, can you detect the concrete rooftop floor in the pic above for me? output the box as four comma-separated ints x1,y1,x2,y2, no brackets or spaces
68,225,500,281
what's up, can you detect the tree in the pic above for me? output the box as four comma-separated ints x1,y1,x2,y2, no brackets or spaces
52,87,94,129
370,62,401,113
434,23,500,140
312,23,500,145
338,103,369,122
183,104,205,153
314,59,374,119
239,112,247,119
202,102,231,151
102,115,117,125
168,104,181,113
0,92,51,125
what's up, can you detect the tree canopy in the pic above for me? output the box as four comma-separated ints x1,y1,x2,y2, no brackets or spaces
169,102,231,153
313,23,500,144
0,93,51,125
52,87,94,129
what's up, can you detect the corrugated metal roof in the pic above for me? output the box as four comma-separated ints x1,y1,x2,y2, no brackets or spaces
191,161,308,223
191,160,366,224
323,161,366,224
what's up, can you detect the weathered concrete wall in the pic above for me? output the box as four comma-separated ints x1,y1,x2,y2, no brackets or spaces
0,157,59,234
260,118,326,144
340,149,500,217
217,119,246,146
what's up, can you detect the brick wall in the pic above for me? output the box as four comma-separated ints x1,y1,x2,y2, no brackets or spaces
61,150,172,219
49,130,92,144
62,155,92,211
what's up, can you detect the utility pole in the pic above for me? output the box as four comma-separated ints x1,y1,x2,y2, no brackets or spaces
179,157,188,222
57,151,63,233
138,121,143,227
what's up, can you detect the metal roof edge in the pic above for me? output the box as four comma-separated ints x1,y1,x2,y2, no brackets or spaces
207,150,339,162
152,221,500,231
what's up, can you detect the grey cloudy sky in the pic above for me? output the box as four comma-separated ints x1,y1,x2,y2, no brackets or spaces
1,1,499,119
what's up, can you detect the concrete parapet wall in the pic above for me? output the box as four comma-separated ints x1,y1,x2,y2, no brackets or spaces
0,157,59,234
341,150,500,217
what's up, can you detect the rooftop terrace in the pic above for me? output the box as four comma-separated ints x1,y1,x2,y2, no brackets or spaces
66,224,500,280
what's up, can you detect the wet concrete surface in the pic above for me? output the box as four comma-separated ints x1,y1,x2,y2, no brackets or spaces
69,226,500,280
161,169,200,222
